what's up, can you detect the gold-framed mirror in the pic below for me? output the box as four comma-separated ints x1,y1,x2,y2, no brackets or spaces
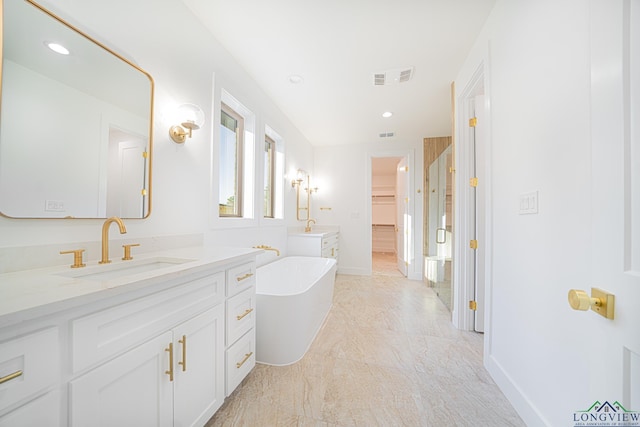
0,0,154,218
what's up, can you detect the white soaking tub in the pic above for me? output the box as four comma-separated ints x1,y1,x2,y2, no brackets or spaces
255,256,337,365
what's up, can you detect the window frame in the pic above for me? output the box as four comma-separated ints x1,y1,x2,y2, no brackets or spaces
219,102,244,218
263,134,276,218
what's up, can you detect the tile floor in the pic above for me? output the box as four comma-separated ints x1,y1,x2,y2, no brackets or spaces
206,254,524,426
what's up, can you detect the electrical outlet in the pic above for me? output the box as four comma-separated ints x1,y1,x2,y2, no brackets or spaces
45,200,65,212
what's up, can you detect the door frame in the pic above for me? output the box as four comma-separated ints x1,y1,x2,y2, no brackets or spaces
366,149,420,280
453,61,493,334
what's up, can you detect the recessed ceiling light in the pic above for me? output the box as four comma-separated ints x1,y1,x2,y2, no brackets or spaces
382,111,393,118
46,42,70,55
288,75,304,84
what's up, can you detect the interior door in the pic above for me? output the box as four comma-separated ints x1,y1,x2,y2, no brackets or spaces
396,157,409,276
584,0,640,409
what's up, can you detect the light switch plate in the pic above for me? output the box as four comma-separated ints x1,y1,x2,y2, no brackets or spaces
519,191,538,215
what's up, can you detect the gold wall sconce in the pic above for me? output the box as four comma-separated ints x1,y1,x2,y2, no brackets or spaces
291,169,307,188
169,103,205,144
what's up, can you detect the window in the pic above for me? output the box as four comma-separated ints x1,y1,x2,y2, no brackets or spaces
219,103,244,217
264,135,275,218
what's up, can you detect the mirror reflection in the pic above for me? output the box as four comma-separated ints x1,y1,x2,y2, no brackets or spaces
0,0,154,218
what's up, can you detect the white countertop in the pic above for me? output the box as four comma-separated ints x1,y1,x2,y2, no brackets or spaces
0,246,260,327
288,226,339,237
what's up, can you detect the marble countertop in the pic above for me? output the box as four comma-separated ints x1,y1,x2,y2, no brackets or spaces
0,246,261,327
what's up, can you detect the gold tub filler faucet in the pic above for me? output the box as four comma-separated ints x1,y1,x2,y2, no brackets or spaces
253,245,280,256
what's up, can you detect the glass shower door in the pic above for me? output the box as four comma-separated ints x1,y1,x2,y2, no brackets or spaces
425,145,453,310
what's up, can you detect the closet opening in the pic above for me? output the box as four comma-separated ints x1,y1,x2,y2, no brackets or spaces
371,156,405,277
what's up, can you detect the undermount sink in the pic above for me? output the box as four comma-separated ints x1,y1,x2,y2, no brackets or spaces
57,257,195,281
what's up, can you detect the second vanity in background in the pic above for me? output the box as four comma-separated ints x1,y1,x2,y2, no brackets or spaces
287,227,339,263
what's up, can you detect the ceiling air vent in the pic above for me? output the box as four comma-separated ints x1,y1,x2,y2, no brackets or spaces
379,132,395,138
372,67,413,86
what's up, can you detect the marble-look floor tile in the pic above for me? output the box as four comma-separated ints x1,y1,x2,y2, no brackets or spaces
206,271,525,426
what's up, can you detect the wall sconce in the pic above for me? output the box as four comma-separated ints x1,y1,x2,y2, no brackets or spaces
291,169,307,188
169,103,205,144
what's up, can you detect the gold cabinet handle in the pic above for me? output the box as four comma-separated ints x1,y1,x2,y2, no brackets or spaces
0,370,23,385
236,352,253,369
236,272,254,282
236,308,254,321
178,335,187,372
165,342,174,381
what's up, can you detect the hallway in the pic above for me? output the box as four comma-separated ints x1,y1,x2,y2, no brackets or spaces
206,270,523,426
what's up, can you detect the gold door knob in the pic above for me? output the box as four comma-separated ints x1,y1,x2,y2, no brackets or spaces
567,288,615,319
568,289,594,311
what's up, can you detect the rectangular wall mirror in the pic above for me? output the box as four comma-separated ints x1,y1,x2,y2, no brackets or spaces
0,0,154,218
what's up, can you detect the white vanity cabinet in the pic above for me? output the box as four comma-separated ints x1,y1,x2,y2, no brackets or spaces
70,305,224,427
288,231,339,261
69,271,226,427
0,247,259,427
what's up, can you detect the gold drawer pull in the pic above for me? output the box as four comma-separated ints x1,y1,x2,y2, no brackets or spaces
236,308,254,320
236,352,253,369
236,272,254,282
165,343,174,381
0,370,23,385
178,335,187,372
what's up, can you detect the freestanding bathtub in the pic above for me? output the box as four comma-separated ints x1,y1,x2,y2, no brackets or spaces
255,256,337,365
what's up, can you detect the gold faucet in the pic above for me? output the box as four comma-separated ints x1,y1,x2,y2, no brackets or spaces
253,245,280,256
305,218,316,232
100,216,127,264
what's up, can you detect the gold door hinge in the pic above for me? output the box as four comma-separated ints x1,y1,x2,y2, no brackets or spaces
470,239,478,249
449,167,456,174
141,189,148,196
469,300,477,311
470,177,478,187
469,117,477,127
142,151,149,159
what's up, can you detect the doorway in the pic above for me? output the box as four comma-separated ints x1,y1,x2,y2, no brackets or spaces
371,156,404,276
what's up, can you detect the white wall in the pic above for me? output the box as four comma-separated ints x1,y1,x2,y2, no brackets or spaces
314,141,424,278
0,0,313,262
456,0,593,425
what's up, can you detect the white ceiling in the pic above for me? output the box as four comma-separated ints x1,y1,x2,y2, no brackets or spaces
183,0,496,147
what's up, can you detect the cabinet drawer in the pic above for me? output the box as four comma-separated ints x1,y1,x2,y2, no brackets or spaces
0,328,59,412
0,389,60,427
322,234,338,248
226,288,256,346
226,262,256,297
72,271,224,373
225,329,255,396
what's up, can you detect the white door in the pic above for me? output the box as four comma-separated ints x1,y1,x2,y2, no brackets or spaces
396,157,409,276
173,306,225,427
582,0,640,411
69,332,173,427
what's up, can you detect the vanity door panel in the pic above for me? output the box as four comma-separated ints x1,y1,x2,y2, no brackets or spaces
69,332,173,427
